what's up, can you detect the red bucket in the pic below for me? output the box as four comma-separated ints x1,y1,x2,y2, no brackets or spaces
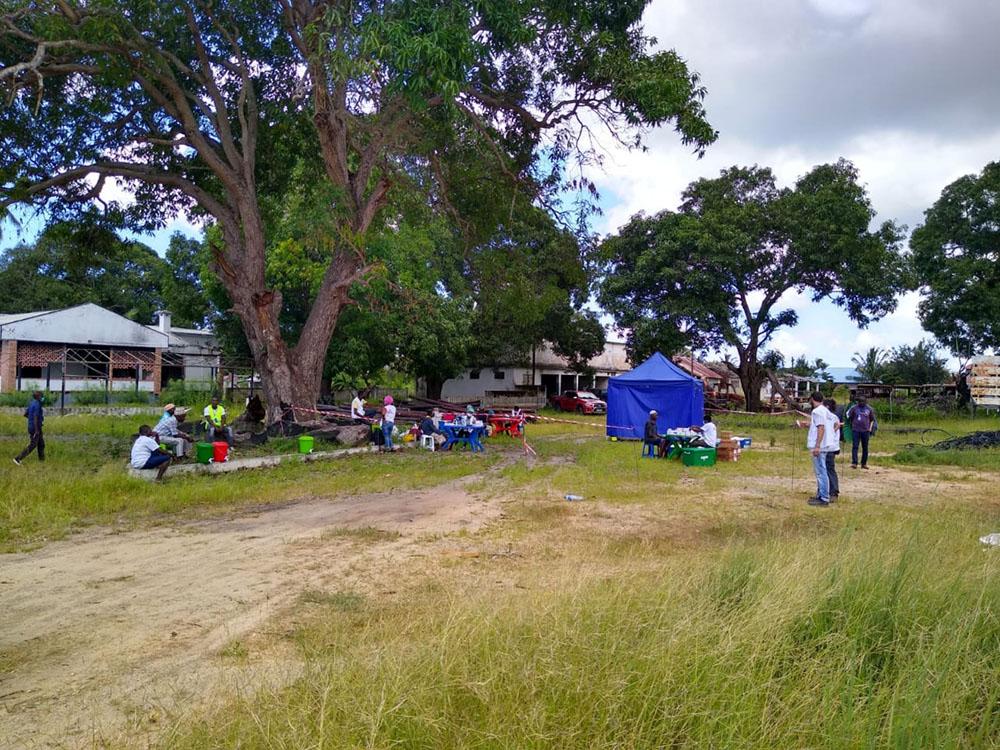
212,441,229,463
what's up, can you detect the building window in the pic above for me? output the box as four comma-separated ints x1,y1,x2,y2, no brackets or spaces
18,366,42,378
469,370,480,380
112,367,139,379
493,370,505,380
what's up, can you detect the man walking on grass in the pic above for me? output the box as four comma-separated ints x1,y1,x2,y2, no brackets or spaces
13,390,44,465
806,392,832,507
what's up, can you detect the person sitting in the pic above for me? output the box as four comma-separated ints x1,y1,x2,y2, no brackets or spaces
154,404,193,457
351,392,367,423
244,394,266,424
131,425,172,480
203,396,234,446
644,410,663,456
419,412,446,446
691,414,718,448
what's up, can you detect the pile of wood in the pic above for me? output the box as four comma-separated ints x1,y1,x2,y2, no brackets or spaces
716,431,741,462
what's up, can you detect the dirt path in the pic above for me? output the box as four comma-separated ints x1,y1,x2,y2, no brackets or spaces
0,475,500,749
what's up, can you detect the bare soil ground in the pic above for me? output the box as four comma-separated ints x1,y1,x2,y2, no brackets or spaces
0,475,500,749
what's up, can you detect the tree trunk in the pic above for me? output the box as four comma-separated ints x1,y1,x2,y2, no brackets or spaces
735,355,767,413
231,290,326,424
424,375,445,401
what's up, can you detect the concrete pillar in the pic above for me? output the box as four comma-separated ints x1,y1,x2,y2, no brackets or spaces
152,348,163,395
0,340,17,393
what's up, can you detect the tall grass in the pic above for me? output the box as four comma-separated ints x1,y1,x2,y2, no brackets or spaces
0,412,492,551
164,517,1000,748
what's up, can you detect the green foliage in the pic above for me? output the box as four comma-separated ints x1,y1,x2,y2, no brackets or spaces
71,388,151,406
883,340,950,385
784,355,828,378
0,0,717,408
852,346,888,382
0,220,164,322
157,381,221,409
0,390,57,408
598,160,908,408
911,161,1000,357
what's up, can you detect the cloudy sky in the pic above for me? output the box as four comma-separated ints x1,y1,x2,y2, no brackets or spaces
588,0,1000,367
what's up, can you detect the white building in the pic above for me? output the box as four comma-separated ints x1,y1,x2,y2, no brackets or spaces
439,340,630,403
0,303,219,395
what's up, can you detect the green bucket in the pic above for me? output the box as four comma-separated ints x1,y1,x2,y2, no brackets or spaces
298,435,315,454
195,442,214,464
682,446,717,467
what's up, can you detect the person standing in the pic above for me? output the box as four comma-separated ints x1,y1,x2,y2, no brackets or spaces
846,396,877,469
13,390,45,465
823,398,842,501
806,392,832,507
381,395,396,452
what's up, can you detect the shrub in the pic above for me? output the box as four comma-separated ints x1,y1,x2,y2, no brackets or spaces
0,390,58,408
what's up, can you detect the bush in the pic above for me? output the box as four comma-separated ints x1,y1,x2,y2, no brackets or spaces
158,381,219,408
0,390,57,408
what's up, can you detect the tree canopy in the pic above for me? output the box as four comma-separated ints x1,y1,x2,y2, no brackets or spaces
882,340,949,385
0,0,716,419
598,160,909,410
911,161,1000,359
0,220,208,326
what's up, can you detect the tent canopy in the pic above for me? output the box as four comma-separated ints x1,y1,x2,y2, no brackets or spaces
606,352,705,438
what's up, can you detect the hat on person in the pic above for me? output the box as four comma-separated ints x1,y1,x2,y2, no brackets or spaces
649,409,658,415
175,407,190,417
163,403,176,412
383,395,394,405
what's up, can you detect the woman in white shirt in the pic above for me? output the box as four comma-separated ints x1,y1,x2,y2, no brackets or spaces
381,395,397,452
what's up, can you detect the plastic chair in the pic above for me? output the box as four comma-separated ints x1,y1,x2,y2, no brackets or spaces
643,441,657,458
419,434,436,451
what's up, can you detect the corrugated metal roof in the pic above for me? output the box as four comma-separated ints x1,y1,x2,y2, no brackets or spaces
0,310,52,325
673,356,726,381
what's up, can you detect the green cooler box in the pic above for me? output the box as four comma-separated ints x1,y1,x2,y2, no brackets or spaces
682,446,717,467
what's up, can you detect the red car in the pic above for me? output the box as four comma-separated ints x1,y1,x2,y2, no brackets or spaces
549,390,607,414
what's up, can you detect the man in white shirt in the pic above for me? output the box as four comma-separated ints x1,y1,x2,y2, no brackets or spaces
130,425,172,480
806,392,832,506
823,398,842,500
351,393,366,423
692,414,718,447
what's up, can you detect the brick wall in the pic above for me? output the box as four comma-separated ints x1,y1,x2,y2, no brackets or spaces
0,340,17,393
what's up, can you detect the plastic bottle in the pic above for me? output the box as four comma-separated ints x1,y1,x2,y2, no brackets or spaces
564,494,584,502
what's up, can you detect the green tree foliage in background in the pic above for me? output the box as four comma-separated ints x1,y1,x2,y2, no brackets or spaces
852,346,888,383
598,160,908,410
784,356,828,378
883,340,949,385
911,161,1000,359
0,220,207,327
0,0,715,419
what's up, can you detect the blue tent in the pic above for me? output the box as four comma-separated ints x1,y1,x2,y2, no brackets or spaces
606,352,705,439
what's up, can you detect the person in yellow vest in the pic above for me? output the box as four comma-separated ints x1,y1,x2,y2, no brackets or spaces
203,396,234,446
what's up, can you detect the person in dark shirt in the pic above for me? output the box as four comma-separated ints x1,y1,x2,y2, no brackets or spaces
846,397,877,469
13,391,45,465
419,410,446,447
644,410,664,456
